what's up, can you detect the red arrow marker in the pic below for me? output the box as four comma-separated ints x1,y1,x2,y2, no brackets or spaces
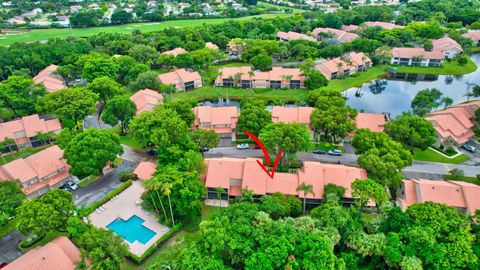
244,131,282,179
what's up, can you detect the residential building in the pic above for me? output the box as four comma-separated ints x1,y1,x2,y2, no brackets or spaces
341,24,359,32
4,236,82,270
33,64,67,93
397,179,480,215
133,161,157,180
425,101,480,146
431,36,463,59
390,48,444,66
162,47,187,56
346,112,387,140
364,21,403,30
204,157,368,208
193,106,239,146
205,42,219,50
0,114,62,150
226,39,247,57
462,31,480,46
0,145,72,198
214,66,305,89
277,31,317,42
312,27,359,43
157,68,203,91
271,106,314,126
129,89,164,115
316,52,372,80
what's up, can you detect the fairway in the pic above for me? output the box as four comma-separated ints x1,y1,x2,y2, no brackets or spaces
0,13,294,46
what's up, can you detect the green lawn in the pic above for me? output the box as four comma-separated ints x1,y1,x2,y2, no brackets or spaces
78,175,100,188
322,66,390,91
257,1,305,14
0,13,295,46
0,145,50,166
119,134,145,150
394,58,478,75
413,148,470,164
19,231,69,252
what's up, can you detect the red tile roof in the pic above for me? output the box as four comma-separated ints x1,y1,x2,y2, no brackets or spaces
271,106,314,125
205,42,219,50
158,68,202,85
425,101,480,144
365,21,404,30
129,89,163,115
312,27,359,43
133,161,157,180
355,113,386,132
215,66,304,82
5,236,81,270
277,31,317,42
391,47,444,60
162,47,187,56
204,158,368,199
0,114,61,143
33,64,66,93
193,106,239,134
397,179,480,214
462,31,480,42
431,36,463,53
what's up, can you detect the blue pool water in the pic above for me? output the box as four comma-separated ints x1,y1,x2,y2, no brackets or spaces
106,215,156,244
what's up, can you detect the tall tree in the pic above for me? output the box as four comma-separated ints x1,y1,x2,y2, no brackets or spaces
0,75,45,116
411,88,445,116
101,96,136,134
87,76,125,105
63,129,123,177
192,129,219,150
0,181,25,226
351,178,388,209
82,56,119,82
296,182,315,215
384,113,437,150
236,99,272,136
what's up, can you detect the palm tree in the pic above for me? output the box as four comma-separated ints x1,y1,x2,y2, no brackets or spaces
233,72,243,85
152,179,169,222
296,182,315,215
465,91,474,102
241,188,254,202
281,75,293,88
143,179,161,217
442,97,453,109
2,138,15,159
162,183,175,226
35,131,52,146
248,70,255,89
215,187,224,207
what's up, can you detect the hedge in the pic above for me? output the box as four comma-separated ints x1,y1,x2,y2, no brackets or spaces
79,180,133,217
127,222,183,264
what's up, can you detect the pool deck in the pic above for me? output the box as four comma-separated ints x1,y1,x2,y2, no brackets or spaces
88,181,170,256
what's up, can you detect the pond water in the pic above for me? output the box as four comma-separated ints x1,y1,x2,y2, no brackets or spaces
345,54,480,117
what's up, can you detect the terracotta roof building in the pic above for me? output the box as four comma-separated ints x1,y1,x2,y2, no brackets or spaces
312,27,359,43
462,31,480,46
215,66,305,89
193,106,239,143
161,47,187,56
397,179,480,215
271,106,314,125
425,101,480,146
0,145,71,198
390,47,444,66
277,31,317,42
5,236,82,270
347,112,387,139
158,68,203,91
129,89,164,115
204,157,368,208
341,24,359,32
0,114,62,150
431,36,463,59
133,161,157,181
316,52,372,80
205,42,219,50
33,64,67,93
365,21,403,30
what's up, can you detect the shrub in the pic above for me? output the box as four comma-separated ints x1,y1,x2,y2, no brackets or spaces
457,55,468,65
119,171,138,182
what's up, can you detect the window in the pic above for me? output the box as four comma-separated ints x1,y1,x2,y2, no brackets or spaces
184,81,195,91
241,80,251,88
270,80,281,89
222,79,233,87
289,80,301,89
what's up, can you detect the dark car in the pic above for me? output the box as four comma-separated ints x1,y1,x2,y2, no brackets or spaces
147,149,159,156
328,149,343,156
200,147,209,153
312,149,327,154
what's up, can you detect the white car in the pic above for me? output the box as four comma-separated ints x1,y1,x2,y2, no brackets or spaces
67,181,79,191
236,143,250,150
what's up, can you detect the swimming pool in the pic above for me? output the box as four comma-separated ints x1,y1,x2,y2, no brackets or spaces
106,215,157,244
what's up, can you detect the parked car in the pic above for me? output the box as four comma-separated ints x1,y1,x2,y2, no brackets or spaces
328,149,342,156
463,144,476,153
147,149,159,156
60,185,70,192
200,147,209,153
67,181,79,191
312,149,327,154
236,143,250,150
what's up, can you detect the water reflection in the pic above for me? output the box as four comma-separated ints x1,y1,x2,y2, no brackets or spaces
345,54,480,117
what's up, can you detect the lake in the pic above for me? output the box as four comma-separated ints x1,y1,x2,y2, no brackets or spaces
345,54,480,117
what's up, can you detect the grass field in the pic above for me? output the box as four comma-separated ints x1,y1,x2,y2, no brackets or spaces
394,58,478,75
0,145,49,166
0,13,294,46
413,148,470,164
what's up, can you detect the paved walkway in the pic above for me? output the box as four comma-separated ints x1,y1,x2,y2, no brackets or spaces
89,181,169,256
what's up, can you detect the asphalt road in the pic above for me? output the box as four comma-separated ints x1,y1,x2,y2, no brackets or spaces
206,147,480,178
0,230,23,264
